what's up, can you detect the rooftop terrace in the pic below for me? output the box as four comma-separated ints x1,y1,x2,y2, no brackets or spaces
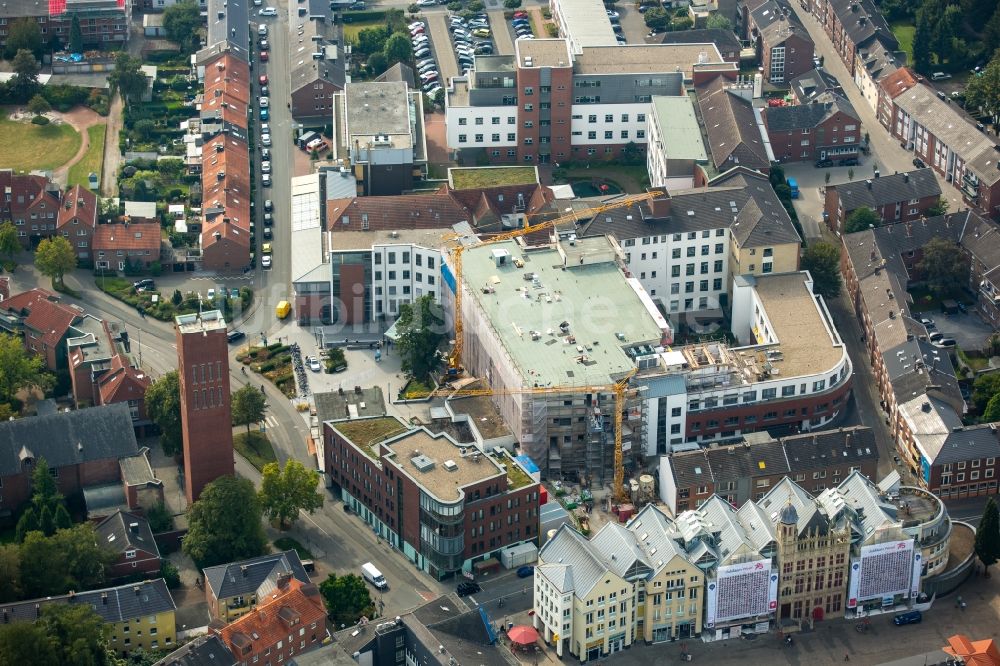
460,237,666,387
332,417,410,460
384,429,505,501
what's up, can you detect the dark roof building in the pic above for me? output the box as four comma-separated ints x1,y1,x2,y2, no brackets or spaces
762,92,862,163
96,509,163,577
824,168,942,231
694,75,772,173
154,635,235,666
789,68,843,105
747,0,814,83
656,29,741,62
0,578,175,625
203,551,311,622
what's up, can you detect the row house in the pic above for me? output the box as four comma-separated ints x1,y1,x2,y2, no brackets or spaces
888,80,1000,220
823,168,942,232
762,92,861,164
693,74,773,175
290,15,347,124
57,184,98,261
659,425,879,513
0,0,130,52
0,287,82,370
743,0,814,84
324,416,541,579
817,0,897,77
0,170,64,246
789,68,842,106
875,67,918,132
203,551,311,622
842,211,1000,499
93,221,163,272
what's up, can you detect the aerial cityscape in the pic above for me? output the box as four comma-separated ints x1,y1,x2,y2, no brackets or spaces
0,0,999,662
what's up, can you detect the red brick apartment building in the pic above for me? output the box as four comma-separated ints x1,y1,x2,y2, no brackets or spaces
740,0,815,84
95,510,163,578
823,168,942,232
0,0,130,52
762,92,862,163
0,287,82,371
324,416,541,579
816,0,898,76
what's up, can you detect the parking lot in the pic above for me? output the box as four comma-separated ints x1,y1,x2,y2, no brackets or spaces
916,311,995,353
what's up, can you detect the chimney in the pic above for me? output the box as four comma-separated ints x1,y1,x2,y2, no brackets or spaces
354,385,362,395
241,565,249,578
34,604,40,619
101,593,108,605
903,173,909,183
845,432,852,447
866,179,873,189
905,221,912,237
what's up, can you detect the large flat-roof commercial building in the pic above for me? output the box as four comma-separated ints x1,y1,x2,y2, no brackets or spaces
445,39,724,165
446,235,671,480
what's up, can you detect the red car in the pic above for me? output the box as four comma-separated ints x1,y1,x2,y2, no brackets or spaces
513,10,527,17
260,51,269,62
259,74,268,85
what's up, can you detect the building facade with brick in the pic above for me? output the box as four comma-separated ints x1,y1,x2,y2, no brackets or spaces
324,416,541,579
96,509,163,578
56,184,98,261
816,0,897,77
743,0,814,84
93,222,163,271
762,92,861,163
175,310,234,503
823,168,942,232
0,0,130,52
203,551,311,622
0,287,82,371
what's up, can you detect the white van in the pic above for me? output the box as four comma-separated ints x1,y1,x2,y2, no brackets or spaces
361,562,388,590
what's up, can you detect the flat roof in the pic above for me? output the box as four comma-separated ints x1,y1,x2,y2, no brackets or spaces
448,386,513,440
651,96,708,162
344,81,413,150
329,228,456,252
749,272,842,378
384,429,505,502
290,173,325,283
175,310,226,333
552,0,617,49
332,417,411,460
447,78,471,107
574,43,723,77
449,166,538,190
514,39,574,68
460,237,664,387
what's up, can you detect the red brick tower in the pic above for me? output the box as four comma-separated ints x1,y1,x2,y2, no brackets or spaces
175,310,234,504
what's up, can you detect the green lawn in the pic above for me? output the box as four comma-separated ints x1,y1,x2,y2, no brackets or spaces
891,22,915,63
68,124,106,189
333,417,409,458
234,431,278,471
274,537,314,560
343,20,383,41
0,113,82,172
450,166,538,189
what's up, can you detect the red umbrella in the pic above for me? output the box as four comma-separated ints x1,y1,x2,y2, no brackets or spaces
508,626,540,645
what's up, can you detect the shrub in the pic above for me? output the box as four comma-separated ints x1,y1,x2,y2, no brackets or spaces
160,561,181,589
503,0,522,7
468,0,484,10
447,0,462,9
31,115,50,125
408,2,419,11
546,22,558,35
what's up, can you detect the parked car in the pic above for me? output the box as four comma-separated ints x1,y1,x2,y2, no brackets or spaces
893,610,922,626
471,28,491,37
259,96,270,108
512,10,527,17
259,74,268,85
261,255,272,268
258,6,277,15
133,279,155,291
262,173,272,187
263,227,273,239
260,107,269,121
259,38,269,49
260,50,269,61
606,9,619,17
840,157,859,166
516,566,534,578
456,581,481,597
348,1,366,8
227,330,246,343
261,147,271,160
264,199,273,212
261,161,271,174
930,72,951,80
308,356,323,372
913,157,926,168
262,242,273,254
261,133,272,146
929,331,944,343
815,158,833,168
417,0,436,6
414,47,431,58
933,338,957,348
920,317,935,328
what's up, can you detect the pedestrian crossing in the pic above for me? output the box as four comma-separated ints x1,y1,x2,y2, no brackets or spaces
262,415,280,429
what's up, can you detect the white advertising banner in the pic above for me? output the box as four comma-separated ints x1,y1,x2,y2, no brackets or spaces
910,550,922,598
851,539,914,605
706,559,774,625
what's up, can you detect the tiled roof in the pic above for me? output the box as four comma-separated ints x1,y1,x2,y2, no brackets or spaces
694,76,771,171
0,578,175,624
4,289,84,349
98,354,152,406
709,168,801,246
879,66,918,100
56,184,97,230
92,222,162,253
656,29,741,58
0,287,59,316
831,168,941,212
0,402,139,476
750,0,810,47
781,426,878,472
764,92,858,131
95,509,161,559
326,194,470,232
154,634,235,666
215,578,327,658
203,551,309,601
827,0,896,53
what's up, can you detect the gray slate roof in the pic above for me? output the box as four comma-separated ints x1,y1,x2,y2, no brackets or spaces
710,168,801,246
155,635,235,666
782,426,879,472
95,509,161,559
1,579,175,625
0,402,139,476
764,92,858,132
751,0,810,47
832,168,941,213
790,68,843,103
695,76,771,171
934,423,1000,465
827,0,897,53
204,0,249,62
203,551,309,601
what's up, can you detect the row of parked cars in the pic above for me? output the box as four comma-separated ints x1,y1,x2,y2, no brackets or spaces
606,9,627,44
409,21,443,98
509,11,533,41
450,12,494,74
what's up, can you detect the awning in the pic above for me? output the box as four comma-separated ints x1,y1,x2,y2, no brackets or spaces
508,626,540,645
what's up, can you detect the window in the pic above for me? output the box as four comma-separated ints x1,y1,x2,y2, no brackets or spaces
605,131,613,139
458,134,467,143
605,114,613,122
126,550,136,559
782,386,795,397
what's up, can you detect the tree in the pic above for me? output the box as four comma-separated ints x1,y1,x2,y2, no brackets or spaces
38,505,55,537
4,18,43,59
801,241,842,299
983,393,1000,422
69,15,83,53
163,0,202,53
183,476,267,568
0,623,59,665
965,58,1000,127
918,237,969,297
27,93,50,116
14,508,38,544
171,289,183,306
320,573,375,626
0,544,22,602
133,118,156,141
10,49,40,102
925,197,949,217
975,498,1000,577
961,0,997,25
30,456,61,513
232,383,267,434
0,222,19,263
39,603,119,666
644,6,669,30
145,371,183,457
34,236,77,287
0,333,52,405
844,206,880,234
259,459,324,529
706,14,732,30
108,53,147,108
19,525,113,598
53,503,72,530
933,4,960,64
383,33,412,65
913,8,933,74
973,372,1000,409
355,26,390,57
396,294,446,381
367,52,389,77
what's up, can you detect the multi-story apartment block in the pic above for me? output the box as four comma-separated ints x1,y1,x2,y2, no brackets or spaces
646,96,711,190
323,416,541,578
333,81,427,195
816,0,897,77
203,551,311,622
0,579,176,657
693,74,773,175
875,66,918,131
445,39,724,164
0,287,83,370
290,15,346,124
842,212,1000,499
659,425,879,513
56,184,98,261
824,168,941,232
789,68,843,105
888,80,1000,220
762,92,862,163
550,0,617,54
743,0,814,84
0,0,130,51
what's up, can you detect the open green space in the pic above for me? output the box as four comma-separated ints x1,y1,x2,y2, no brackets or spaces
96,276,254,322
68,124,106,189
0,113,82,172
343,20,384,41
273,537,314,560
400,376,435,399
891,22,915,63
237,344,296,397
234,431,278,471
450,166,538,190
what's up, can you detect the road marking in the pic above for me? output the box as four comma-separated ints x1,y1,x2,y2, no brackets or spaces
263,415,280,428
